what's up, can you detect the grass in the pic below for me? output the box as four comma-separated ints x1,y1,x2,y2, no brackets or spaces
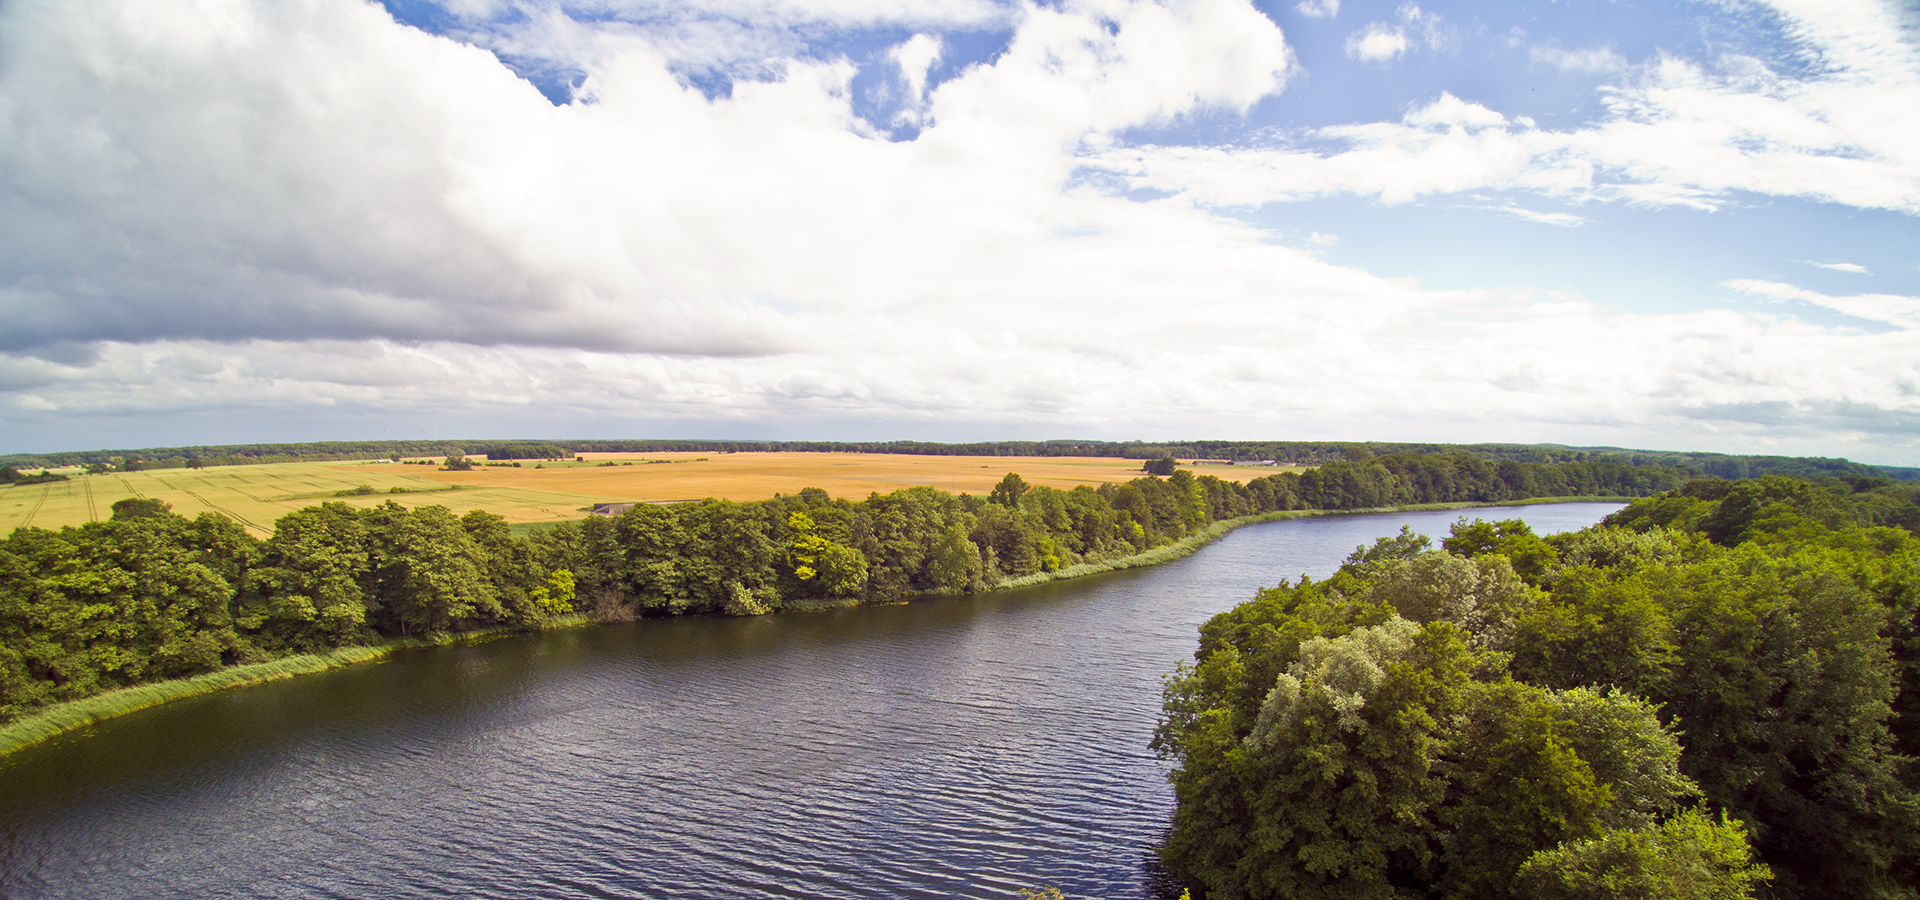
1,453,1306,536
0,613,602,759
0,644,407,757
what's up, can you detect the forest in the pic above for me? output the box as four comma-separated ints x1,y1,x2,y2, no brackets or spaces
1154,473,1920,899
0,452,1691,726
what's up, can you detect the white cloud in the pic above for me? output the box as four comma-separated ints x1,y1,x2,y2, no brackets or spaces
0,0,1292,357
1808,260,1871,273
1338,5,1449,64
1089,93,1577,206
892,33,942,104
1296,0,1339,19
2,0,1919,463
1346,23,1408,62
1090,0,1920,215
455,0,1014,30
1726,279,1920,329
1495,205,1585,226
10,286,1920,461
1529,44,1628,74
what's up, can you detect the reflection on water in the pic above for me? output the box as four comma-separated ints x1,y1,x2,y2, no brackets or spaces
0,504,1620,900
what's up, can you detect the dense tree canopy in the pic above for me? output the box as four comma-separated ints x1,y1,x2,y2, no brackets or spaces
1155,474,1920,900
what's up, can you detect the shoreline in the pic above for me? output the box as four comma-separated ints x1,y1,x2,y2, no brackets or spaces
0,496,1625,759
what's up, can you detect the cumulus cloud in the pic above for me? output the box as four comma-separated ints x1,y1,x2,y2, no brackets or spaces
0,0,1290,358
1345,4,1448,63
1091,0,1920,214
1297,0,1338,18
1346,23,1409,63
2,0,1919,463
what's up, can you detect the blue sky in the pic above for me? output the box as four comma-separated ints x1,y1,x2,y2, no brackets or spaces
1,0,1917,463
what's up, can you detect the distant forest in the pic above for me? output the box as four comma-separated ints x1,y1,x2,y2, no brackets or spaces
2,437,1913,481
0,451,1817,726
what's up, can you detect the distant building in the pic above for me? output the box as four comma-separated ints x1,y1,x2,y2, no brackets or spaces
590,502,637,516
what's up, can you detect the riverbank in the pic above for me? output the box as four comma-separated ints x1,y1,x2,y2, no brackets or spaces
0,497,1623,759
987,496,1628,592
0,613,595,758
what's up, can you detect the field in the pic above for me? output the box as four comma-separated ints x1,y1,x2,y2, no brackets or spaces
0,453,1305,536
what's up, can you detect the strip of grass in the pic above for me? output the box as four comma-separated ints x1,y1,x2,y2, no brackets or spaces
0,644,408,757
0,614,598,759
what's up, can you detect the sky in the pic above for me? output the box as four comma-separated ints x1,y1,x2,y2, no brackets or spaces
1,0,1918,464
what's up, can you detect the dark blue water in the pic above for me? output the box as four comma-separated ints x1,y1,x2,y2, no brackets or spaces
0,504,1620,899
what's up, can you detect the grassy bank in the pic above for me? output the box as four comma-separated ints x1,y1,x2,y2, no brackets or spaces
0,497,1620,759
0,644,408,758
0,614,597,759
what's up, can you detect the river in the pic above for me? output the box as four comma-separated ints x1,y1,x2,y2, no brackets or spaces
0,503,1621,899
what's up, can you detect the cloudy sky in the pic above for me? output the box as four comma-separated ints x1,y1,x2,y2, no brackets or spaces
2,0,1918,463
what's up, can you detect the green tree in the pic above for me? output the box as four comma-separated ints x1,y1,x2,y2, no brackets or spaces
529,569,575,617
110,497,172,520
783,511,870,599
362,503,499,636
245,502,372,651
925,524,984,593
1444,518,1557,582
989,472,1032,508
1513,809,1771,900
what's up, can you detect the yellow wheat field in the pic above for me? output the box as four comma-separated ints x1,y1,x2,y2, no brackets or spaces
0,452,1304,536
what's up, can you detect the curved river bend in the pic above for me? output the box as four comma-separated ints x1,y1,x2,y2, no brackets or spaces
0,504,1620,900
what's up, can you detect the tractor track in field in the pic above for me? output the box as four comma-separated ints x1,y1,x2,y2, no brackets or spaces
151,474,267,532
17,484,50,528
203,472,272,504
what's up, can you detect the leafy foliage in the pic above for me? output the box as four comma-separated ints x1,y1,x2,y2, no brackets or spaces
0,467,68,486
1156,476,1920,900
1513,809,1772,900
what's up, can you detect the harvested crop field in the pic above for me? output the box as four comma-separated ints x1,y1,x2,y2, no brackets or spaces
0,452,1305,535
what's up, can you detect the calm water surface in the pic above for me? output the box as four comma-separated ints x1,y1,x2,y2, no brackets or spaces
0,504,1620,899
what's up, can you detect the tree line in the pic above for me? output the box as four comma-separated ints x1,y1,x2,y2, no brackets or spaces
1154,473,1920,899
0,466,67,486
6,439,1912,481
0,454,1691,727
